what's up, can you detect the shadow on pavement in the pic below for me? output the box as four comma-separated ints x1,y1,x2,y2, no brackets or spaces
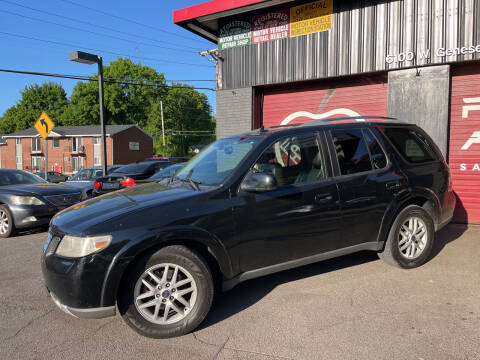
200,250,378,330
201,218,468,330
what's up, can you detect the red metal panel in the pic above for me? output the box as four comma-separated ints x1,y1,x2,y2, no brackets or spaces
262,77,388,127
173,0,267,24
449,64,480,224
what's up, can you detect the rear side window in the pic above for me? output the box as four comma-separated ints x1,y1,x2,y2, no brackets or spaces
382,127,437,163
331,129,372,175
364,129,388,169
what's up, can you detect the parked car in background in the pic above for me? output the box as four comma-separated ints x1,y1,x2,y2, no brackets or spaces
92,161,173,196
42,118,455,338
65,166,123,199
145,157,189,163
146,163,185,181
0,169,82,237
36,171,69,183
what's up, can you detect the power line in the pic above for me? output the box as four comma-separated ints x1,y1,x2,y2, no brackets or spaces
0,68,217,91
0,31,214,68
0,8,202,52
56,0,206,43
0,0,199,54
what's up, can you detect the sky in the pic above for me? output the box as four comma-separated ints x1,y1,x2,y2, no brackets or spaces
0,0,216,118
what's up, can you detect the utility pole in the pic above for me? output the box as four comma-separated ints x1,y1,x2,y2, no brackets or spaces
160,101,166,157
44,138,48,180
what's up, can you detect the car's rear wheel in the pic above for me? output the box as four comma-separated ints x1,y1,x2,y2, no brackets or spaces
378,205,434,268
119,245,213,338
0,205,15,238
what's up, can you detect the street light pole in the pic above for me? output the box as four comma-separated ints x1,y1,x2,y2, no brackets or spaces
69,51,108,176
97,57,107,176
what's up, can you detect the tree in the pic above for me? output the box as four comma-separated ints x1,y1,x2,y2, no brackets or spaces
0,82,68,134
60,57,167,128
159,85,215,156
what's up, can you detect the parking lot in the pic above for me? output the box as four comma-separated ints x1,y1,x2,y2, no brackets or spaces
0,224,479,360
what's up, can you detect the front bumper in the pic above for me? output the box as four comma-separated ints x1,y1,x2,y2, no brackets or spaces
48,290,115,319
11,204,58,229
41,231,117,316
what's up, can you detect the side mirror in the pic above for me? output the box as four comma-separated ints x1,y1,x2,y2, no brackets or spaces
240,172,277,192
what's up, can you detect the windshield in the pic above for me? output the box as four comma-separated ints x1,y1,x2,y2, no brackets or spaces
113,162,152,174
150,163,185,180
0,170,47,186
69,168,95,181
175,136,261,186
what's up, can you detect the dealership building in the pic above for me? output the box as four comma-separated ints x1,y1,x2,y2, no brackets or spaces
174,0,480,223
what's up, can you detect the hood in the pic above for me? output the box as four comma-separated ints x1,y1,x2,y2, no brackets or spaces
0,183,81,197
51,182,198,234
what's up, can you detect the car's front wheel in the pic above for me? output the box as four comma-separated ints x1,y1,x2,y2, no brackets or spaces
119,245,214,338
378,205,435,268
0,205,15,238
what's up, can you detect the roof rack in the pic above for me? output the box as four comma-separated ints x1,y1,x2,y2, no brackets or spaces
299,116,400,127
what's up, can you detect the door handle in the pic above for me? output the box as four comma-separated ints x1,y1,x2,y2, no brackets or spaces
315,193,333,204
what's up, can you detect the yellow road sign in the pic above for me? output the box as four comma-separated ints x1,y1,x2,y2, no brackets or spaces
35,112,55,139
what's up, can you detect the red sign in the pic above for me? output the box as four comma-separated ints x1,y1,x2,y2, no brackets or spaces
252,9,290,44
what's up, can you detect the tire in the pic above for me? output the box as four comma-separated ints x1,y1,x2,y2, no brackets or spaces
118,245,214,338
0,205,15,238
378,205,435,269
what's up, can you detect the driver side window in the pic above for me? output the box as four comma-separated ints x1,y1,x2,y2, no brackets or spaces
252,133,327,186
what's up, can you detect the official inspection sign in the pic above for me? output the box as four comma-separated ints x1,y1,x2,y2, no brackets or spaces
290,0,332,38
35,112,54,139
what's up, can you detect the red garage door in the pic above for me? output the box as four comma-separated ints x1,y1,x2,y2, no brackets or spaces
262,76,389,127
449,64,480,224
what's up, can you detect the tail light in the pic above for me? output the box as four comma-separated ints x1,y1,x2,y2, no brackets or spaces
121,178,136,187
94,180,101,189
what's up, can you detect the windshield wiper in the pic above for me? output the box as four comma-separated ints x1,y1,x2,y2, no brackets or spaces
169,169,201,191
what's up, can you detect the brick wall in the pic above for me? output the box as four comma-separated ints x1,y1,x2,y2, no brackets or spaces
0,136,115,174
216,87,253,139
112,127,153,165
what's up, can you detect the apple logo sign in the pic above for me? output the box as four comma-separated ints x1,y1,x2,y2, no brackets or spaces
280,108,362,126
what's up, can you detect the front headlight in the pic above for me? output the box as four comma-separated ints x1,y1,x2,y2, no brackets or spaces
55,235,112,258
11,195,45,205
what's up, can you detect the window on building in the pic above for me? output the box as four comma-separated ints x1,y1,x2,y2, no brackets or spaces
364,129,388,169
72,156,83,172
16,156,23,170
252,133,327,186
382,127,438,163
72,137,83,152
31,137,42,152
331,129,372,175
93,137,100,144
53,138,60,148
31,156,42,171
16,138,21,145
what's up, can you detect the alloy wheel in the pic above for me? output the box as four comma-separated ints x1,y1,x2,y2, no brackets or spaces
0,210,9,235
398,216,428,259
134,263,197,325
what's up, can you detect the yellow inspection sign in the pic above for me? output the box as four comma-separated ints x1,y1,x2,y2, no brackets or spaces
34,112,55,139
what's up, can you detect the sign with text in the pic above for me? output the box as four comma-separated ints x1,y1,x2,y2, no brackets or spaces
290,0,332,38
252,9,290,44
218,19,251,50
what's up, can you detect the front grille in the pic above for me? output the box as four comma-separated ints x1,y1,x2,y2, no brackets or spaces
45,193,82,207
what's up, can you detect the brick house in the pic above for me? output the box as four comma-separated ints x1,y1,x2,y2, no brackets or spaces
1,125,153,174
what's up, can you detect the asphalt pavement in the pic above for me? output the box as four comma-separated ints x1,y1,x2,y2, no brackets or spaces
1,224,479,360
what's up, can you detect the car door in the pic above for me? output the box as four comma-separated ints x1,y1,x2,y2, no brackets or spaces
231,132,342,273
326,127,395,248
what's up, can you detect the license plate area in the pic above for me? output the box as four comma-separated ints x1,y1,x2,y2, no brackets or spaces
102,182,120,190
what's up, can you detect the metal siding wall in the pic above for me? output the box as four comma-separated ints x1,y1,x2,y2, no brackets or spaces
387,65,451,157
219,0,480,90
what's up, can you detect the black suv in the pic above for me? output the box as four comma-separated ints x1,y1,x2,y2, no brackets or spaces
41,118,455,338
